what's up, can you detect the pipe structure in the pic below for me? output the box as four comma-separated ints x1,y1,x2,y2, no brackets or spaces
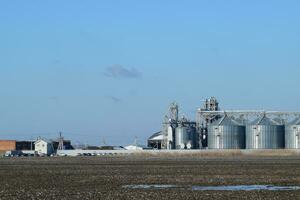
197,110,300,117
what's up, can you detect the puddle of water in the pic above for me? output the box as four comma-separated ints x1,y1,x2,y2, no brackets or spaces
123,185,176,189
192,185,300,191
123,184,300,191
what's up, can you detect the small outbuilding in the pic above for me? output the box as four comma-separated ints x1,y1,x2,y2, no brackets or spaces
147,131,163,149
34,139,54,155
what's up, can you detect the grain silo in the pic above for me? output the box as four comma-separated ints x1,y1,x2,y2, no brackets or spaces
246,115,284,149
188,126,198,149
208,115,246,149
285,118,300,149
175,125,197,149
175,125,190,149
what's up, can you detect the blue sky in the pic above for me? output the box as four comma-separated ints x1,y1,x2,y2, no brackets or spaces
0,1,300,146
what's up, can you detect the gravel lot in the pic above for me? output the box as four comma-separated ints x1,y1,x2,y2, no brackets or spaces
1,154,300,200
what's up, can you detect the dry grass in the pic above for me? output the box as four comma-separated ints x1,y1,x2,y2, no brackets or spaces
132,149,300,158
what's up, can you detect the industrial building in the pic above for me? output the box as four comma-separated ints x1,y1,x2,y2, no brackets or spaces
148,98,217,150
156,102,198,150
0,140,35,152
0,134,73,156
200,110,300,150
148,97,300,150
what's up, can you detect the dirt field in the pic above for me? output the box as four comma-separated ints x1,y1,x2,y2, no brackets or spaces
1,154,300,200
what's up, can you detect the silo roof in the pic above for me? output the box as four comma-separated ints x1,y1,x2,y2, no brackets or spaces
234,117,248,125
288,118,300,125
148,131,163,140
251,115,280,125
273,118,285,125
211,115,241,126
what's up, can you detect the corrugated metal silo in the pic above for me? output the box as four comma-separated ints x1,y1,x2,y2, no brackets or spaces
208,115,246,149
175,125,197,149
246,115,284,149
285,118,300,149
188,126,198,149
175,126,190,149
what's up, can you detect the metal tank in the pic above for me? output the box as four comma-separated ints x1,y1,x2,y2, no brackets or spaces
188,126,198,149
285,118,300,149
175,125,196,149
246,115,284,149
207,115,246,149
167,126,174,149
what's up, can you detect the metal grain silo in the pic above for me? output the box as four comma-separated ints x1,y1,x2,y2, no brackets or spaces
285,118,300,149
175,126,190,149
246,115,284,149
208,115,246,149
188,126,198,149
175,125,197,149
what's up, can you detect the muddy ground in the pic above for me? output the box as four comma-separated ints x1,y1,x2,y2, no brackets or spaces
0,155,300,200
